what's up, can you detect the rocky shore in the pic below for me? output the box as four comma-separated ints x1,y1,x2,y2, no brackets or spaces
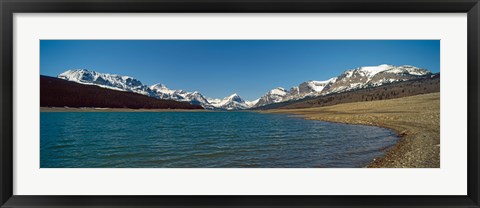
264,92,440,168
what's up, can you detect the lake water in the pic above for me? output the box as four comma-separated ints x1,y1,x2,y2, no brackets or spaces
40,112,399,168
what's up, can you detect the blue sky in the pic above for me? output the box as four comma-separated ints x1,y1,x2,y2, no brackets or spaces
40,40,440,101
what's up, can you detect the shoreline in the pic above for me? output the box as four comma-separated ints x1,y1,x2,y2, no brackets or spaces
40,107,210,112
40,93,439,168
262,92,440,168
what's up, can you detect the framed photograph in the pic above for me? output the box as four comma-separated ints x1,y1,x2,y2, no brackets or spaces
1,0,479,207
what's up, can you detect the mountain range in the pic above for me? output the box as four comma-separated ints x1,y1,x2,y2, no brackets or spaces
58,69,254,110
57,64,433,110
252,64,432,108
41,75,203,110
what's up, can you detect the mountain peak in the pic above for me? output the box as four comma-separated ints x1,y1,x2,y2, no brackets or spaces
228,93,239,98
151,83,168,89
226,93,244,102
356,64,394,76
66,68,89,72
207,93,250,110
58,69,89,77
269,87,287,95
57,69,155,98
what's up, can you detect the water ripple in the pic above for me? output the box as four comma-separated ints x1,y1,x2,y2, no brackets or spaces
40,112,399,168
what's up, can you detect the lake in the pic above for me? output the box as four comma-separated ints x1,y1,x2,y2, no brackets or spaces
40,111,399,168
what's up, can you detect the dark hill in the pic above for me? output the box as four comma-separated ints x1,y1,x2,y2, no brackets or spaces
40,75,204,109
253,74,440,110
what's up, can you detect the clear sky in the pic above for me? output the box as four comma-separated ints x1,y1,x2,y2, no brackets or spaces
40,40,440,101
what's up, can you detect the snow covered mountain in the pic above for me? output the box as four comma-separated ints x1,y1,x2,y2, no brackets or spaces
208,94,258,110
284,78,337,100
57,69,252,110
149,83,214,108
252,79,339,108
58,69,155,96
57,64,432,110
253,64,432,107
253,87,288,108
321,64,431,94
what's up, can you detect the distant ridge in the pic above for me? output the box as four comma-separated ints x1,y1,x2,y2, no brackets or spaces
252,73,440,110
55,64,435,110
40,75,204,109
252,64,433,108
58,69,255,110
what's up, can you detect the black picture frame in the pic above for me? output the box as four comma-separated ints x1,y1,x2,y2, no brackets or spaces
1,0,479,207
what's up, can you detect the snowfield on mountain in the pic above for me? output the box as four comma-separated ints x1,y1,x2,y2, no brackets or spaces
253,64,432,107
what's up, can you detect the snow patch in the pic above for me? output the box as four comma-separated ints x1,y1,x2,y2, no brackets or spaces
269,87,287,96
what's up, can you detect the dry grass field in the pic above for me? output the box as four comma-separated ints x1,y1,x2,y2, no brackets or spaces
264,92,440,168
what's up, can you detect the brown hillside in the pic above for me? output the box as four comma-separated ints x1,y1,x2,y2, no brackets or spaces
40,75,204,110
254,74,439,110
